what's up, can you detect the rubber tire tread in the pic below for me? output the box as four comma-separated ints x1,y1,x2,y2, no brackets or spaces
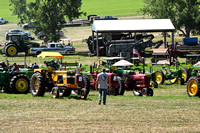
30,72,45,96
10,74,30,94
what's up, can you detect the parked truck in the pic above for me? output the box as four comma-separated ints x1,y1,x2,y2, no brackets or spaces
30,43,75,55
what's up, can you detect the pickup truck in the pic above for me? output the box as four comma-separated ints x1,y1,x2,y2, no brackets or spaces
0,18,8,24
30,43,75,55
95,16,118,20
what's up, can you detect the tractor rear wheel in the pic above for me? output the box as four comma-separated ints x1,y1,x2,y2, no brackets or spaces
82,75,90,95
108,87,118,96
10,74,30,94
155,70,164,84
181,68,189,83
52,87,60,98
117,77,125,95
150,81,158,88
30,72,45,96
5,44,18,57
80,88,87,99
187,76,200,97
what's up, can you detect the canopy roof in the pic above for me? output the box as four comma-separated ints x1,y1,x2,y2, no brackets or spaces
113,60,133,67
37,52,64,59
92,19,175,33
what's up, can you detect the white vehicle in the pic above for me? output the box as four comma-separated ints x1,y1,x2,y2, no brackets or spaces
30,43,75,55
0,18,8,24
7,29,31,36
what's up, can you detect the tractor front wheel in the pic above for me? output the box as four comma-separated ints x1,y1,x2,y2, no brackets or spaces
187,76,200,97
108,87,118,96
141,88,148,96
147,88,154,96
5,44,18,57
10,74,30,94
169,78,177,84
52,87,60,98
80,88,87,99
30,72,45,96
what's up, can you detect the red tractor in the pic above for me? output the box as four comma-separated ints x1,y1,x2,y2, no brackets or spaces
123,73,154,96
82,71,125,96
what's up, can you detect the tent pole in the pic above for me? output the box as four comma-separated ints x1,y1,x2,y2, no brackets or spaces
92,31,94,51
96,32,99,57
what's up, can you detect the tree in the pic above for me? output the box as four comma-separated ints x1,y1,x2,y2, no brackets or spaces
140,0,200,37
10,0,85,42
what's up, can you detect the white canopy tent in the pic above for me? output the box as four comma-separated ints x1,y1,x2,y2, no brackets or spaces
91,19,175,56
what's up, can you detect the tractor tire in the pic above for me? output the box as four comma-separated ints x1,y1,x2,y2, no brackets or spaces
52,87,60,98
187,76,200,97
155,70,164,84
141,88,148,96
133,89,142,96
177,78,184,85
169,78,177,84
5,44,18,57
62,89,71,97
117,77,125,95
147,88,154,96
82,75,90,95
181,68,189,83
30,72,46,96
10,74,30,94
80,88,88,99
108,87,118,96
151,81,158,88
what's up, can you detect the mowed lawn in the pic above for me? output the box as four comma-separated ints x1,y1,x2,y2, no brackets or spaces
0,0,144,23
0,84,200,132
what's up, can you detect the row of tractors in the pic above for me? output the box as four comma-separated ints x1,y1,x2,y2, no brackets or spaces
0,55,200,98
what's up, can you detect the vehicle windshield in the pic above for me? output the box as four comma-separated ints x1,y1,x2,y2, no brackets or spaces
57,44,64,48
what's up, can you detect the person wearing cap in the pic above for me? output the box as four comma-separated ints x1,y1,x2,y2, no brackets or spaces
11,62,19,71
95,68,109,105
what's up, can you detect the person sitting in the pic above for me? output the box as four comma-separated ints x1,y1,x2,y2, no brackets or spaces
32,63,39,69
11,62,19,71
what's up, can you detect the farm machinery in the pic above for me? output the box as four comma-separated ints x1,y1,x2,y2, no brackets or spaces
154,66,185,85
2,33,40,56
87,33,163,60
107,59,154,96
0,62,30,94
30,52,90,99
82,70,125,96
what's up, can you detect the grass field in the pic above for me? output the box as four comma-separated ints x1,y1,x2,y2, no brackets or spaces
0,84,200,132
0,0,144,23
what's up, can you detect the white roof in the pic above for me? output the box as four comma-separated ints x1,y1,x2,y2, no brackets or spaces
92,19,175,32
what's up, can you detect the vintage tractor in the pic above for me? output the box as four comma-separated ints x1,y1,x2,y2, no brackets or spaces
186,75,200,97
30,52,90,99
82,69,125,96
154,66,184,85
0,62,30,94
109,60,154,96
181,65,200,83
2,33,40,56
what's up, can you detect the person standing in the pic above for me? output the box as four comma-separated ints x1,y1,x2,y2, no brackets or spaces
95,68,109,105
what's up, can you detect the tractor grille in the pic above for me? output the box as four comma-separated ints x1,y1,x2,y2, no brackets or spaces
67,74,75,84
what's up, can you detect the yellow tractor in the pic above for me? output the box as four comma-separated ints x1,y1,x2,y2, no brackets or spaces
30,52,90,99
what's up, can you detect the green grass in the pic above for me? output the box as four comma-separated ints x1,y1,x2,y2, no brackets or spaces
0,0,144,23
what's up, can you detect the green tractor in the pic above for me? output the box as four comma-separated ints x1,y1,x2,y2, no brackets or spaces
180,65,200,83
154,66,185,85
2,34,40,56
0,62,30,94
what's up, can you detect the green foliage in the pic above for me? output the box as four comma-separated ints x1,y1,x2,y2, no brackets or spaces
141,0,200,37
9,0,85,42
